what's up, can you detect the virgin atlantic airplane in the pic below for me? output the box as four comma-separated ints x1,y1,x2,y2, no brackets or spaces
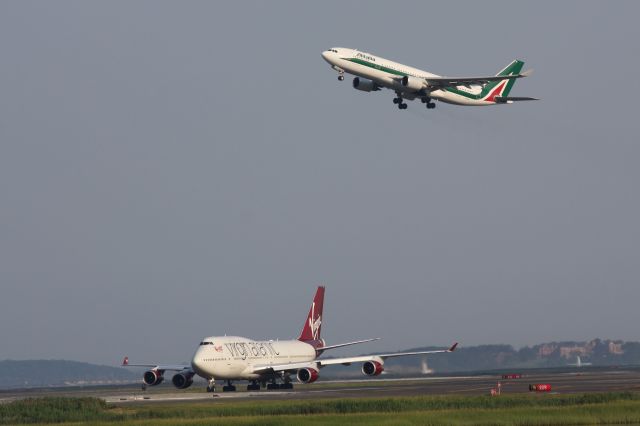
123,286,457,392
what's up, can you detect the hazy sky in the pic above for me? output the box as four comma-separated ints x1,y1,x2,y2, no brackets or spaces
1,1,639,365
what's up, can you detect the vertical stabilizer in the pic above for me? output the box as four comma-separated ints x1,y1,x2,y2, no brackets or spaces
298,286,325,342
480,59,525,101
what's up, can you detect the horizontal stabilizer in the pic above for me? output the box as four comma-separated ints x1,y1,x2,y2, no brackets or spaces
494,96,539,103
320,338,381,351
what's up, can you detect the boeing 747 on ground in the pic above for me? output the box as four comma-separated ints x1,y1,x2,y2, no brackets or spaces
321,47,537,110
123,286,457,392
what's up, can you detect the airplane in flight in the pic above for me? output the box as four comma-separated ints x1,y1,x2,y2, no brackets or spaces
122,286,457,392
321,47,537,110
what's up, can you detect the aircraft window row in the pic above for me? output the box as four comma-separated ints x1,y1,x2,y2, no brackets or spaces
200,341,214,345
328,49,338,53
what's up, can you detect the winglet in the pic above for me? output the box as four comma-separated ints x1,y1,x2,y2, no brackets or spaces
122,356,129,366
448,342,458,352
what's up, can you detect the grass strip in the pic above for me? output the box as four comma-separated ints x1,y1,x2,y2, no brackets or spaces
2,392,640,424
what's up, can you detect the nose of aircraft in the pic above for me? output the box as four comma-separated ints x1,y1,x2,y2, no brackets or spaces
191,349,206,376
321,50,331,63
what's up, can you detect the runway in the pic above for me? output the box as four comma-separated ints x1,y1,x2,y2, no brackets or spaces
3,368,640,405
105,369,640,404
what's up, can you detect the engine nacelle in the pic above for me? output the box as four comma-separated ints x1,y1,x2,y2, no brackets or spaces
401,75,425,91
352,77,379,92
297,367,319,384
143,369,164,386
362,361,384,376
171,372,194,389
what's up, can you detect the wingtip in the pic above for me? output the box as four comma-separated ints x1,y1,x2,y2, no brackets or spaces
449,342,458,352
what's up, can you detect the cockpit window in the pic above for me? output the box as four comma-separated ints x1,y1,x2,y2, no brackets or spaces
199,341,213,345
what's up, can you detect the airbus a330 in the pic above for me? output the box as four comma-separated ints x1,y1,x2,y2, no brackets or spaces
322,47,537,110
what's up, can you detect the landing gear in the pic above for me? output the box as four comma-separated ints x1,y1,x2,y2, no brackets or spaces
280,374,293,390
421,96,436,109
338,74,344,81
206,378,216,393
222,380,236,392
266,378,280,390
393,95,407,110
247,380,260,391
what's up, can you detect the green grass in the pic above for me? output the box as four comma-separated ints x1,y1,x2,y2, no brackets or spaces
3,393,640,425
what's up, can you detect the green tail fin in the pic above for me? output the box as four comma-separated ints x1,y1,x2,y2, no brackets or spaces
494,59,524,97
478,59,525,99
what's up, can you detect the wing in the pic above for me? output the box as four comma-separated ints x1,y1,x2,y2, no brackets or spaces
318,342,458,366
425,71,531,89
251,342,457,374
121,356,190,371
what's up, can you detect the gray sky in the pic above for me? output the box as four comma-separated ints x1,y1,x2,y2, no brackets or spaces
1,1,639,365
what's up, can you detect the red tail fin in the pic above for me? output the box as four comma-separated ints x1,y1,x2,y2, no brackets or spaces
298,286,325,341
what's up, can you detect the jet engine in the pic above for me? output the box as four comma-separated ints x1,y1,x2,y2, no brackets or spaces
171,372,195,389
401,75,425,91
353,77,379,92
296,367,319,383
143,369,164,386
362,361,384,376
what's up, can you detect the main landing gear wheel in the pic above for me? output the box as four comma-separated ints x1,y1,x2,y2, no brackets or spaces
426,102,436,109
393,95,407,109
222,380,236,392
281,382,294,390
266,380,280,390
247,381,260,391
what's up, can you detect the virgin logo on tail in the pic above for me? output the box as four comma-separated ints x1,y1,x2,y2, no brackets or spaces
298,286,325,342
309,302,322,340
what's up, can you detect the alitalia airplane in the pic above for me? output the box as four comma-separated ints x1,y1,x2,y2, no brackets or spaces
123,286,457,393
321,47,537,110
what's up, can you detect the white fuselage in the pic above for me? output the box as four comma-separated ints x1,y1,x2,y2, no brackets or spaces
191,336,316,380
321,47,493,106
